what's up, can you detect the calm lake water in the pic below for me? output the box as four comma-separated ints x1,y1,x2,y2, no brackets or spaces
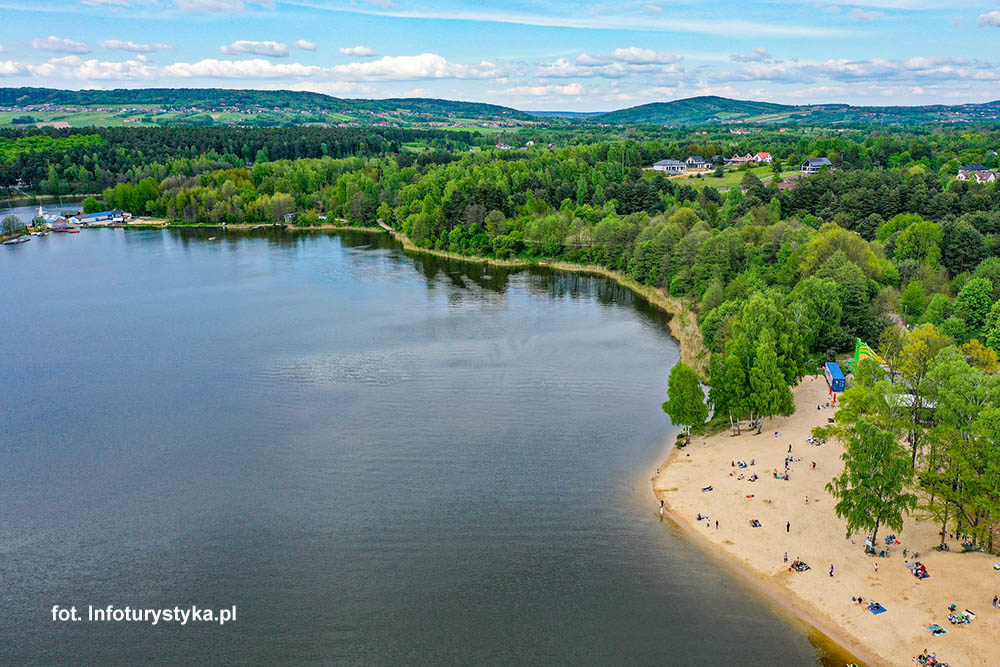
0,229,850,665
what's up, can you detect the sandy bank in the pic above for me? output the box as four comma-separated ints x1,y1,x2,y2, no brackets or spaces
654,378,999,667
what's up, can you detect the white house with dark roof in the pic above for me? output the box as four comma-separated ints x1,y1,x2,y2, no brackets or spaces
653,159,686,173
801,157,833,174
686,155,710,169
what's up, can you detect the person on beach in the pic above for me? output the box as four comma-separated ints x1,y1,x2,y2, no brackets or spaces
715,520,718,529
805,496,809,504
873,561,879,574
830,564,834,577
784,552,788,563
992,594,997,608
786,521,790,532
787,443,792,453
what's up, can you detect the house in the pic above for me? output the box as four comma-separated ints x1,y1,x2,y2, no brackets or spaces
777,179,799,191
652,159,686,173
754,152,773,164
728,153,755,164
957,165,996,183
686,155,710,169
495,142,512,150
801,157,833,174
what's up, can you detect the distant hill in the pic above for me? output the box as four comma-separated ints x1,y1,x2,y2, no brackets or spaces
591,95,1000,126
593,96,793,124
7,89,1000,128
0,87,534,122
522,110,604,119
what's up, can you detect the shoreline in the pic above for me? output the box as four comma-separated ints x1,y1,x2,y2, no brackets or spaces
653,378,998,667
651,442,875,666
375,221,710,376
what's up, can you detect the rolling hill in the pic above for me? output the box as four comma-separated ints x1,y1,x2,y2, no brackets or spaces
6,88,1000,128
588,95,1000,126
0,87,535,125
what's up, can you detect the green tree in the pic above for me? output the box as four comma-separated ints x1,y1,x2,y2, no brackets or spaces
2,214,24,236
894,219,943,265
897,323,951,467
826,418,918,549
662,362,708,439
748,330,794,433
953,277,993,337
82,197,102,214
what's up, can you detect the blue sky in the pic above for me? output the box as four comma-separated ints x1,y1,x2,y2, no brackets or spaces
2,0,1000,110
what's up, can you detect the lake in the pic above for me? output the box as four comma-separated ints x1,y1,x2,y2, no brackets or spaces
0,228,849,665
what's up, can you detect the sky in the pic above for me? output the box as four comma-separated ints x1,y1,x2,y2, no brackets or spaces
3,0,1000,111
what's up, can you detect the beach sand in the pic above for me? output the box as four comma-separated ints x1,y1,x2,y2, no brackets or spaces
654,376,999,667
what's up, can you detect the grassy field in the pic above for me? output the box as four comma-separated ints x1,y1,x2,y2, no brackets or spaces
660,164,800,190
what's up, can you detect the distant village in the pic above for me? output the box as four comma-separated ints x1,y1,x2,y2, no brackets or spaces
648,151,834,181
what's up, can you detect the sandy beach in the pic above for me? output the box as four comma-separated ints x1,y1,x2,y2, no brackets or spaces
654,376,999,667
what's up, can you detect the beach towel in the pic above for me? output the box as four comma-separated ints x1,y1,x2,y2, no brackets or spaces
928,624,947,636
868,603,887,615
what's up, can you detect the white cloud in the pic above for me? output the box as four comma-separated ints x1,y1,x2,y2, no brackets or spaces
292,39,317,51
731,48,774,63
82,0,156,6
501,83,587,96
33,35,90,54
691,84,738,97
538,56,684,79
605,47,682,65
978,11,1000,27
220,41,289,57
163,58,321,78
100,39,172,53
340,45,379,57
327,53,501,80
404,87,432,97
173,0,274,12
847,8,885,21
362,0,395,7
157,53,497,82
644,4,662,13
641,86,678,98
0,60,24,76
713,62,812,83
288,81,374,96
575,47,681,68
27,54,156,80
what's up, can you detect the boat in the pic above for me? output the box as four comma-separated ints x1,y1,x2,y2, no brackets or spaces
68,229,80,234
3,236,31,245
208,236,217,240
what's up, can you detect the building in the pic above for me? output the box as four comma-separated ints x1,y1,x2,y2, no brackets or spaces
754,152,773,164
495,142,512,150
686,155,710,169
801,157,833,174
67,210,132,225
957,165,997,183
652,159,686,173
728,153,755,164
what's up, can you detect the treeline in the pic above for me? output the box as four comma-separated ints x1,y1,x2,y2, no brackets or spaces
0,126,478,194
